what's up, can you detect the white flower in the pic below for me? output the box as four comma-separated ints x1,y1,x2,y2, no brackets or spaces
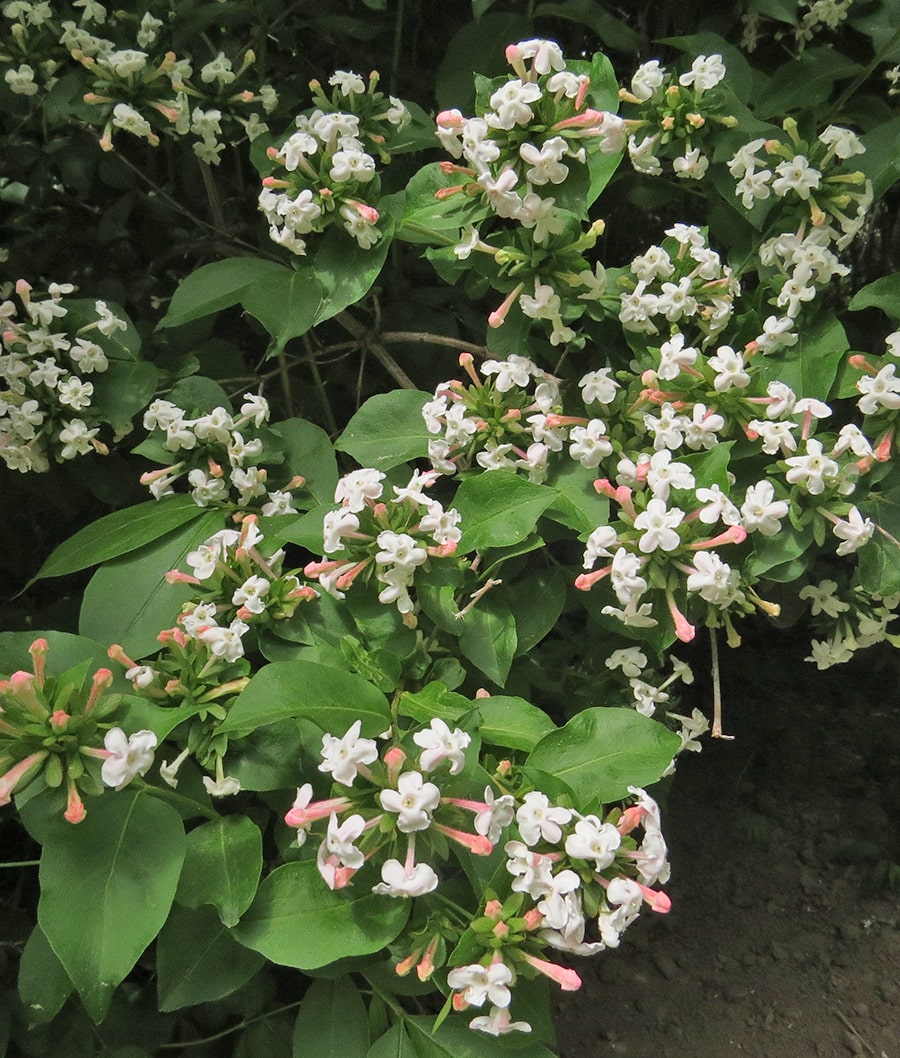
413,718,471,775
785,439,839,495
579,368,619,404
488,78,542,129
379,771,441,832
324,811,366,868
647,450,694,501
673,148,709,180
199,618,250,662
505,840,554,897
335,468,384,511
319,720,379,786
679,54,726,92
101,728,157,790
707,345,750,391
629,677,669,716
857,364,900,415
832,506,874,555
469,1006,532,1036
474,787,515,843
631,59,666,101
511,38,565,75
634,498,684,553
232,575,271,614
798,579,849,618
569,420,612,468
686,551,737,605
772,155,821,200
516,791,572,846
818,124,865,159
371,857,439,897
565,816,621,870
481,354,537,392
329,70,366,96
605,647,647,678
519,137,569,185
741,480,789,536
202,774,242,797
447,962,513,1008
657,333,697,380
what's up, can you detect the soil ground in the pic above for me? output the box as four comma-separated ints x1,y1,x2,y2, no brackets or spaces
555,642,900,1058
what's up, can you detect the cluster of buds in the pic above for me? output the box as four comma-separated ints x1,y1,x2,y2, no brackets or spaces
1,280,128,472
619,54,737,181
0,638,156,823
258,69,411,254
617,224,740,342
139,392,305,512
164,515,316,664
305,467,461,619
284,716,504,897
445,785,671,1036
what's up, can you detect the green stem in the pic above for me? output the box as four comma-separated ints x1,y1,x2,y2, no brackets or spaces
157,1000,303,1049
139,781,218,821
828,28,900,119
0,860,40,868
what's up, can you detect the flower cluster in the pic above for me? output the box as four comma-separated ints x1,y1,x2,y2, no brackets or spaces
1,280,129,472
139,392,305,512
617,224,739,342
728,119,871,253
259,70,411,254
305,467,461,617
0,638,155,824
619,54,736,181
1,2,278,160
284,716,497,896
446,785,671,1035
800,580,900,669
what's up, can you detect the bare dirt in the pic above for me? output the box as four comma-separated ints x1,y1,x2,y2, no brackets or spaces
555,643,900,1058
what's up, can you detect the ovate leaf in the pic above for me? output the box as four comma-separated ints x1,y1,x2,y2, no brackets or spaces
454,475,556,552
335,391,432,471
158,258,286,329
233,861,409,969
292,977,369,1058
37,790,185,1022
176,815,263,926
526,708,679,807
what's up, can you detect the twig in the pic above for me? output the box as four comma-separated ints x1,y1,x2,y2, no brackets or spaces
710,626,734,740
832,1008,877,1056
378,331,489,357
454,578,503,619
336,311,418,390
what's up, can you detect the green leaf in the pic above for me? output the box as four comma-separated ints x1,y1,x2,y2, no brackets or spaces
454,475,556,552
90,361,160,428
335,391,432,471
752,312,848,401
158,258,287,329
312,196,400,325
849,273,900,319
292,977,369,1058
504,567,567,656
156,904,264,1012
0,631,110,681
398,682,471,724
229,718,315,791
176,816,263,926
857,490,900,596
37,790,185,1022
754,47,864,119
217,660,391,737
405,1015,555,1058
32,496,206,581
857,117,900,199
18,924,73,1025
526,708,680,806
535,1,641,55
435,13,533,112
273,418,339,506
545,459,609,533
366,1023,418,1058
241,267,325,355
233,861,409,969
458,594,517,686
476,696,556,752
78,512,223,659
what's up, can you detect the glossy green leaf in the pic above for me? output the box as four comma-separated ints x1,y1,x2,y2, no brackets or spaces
233,861,409,969
458,594,517,686
454,475,556,552
176,815,263,926
90,361,160,428
754,46,863,119
849,272,900,319
546,459,609,533
752,312,848,401
476,696,556,752
535,0,640,56
527,708,680,806
405,1015,555,1058
366,1023,418,1058
217,660,391,737
32,496,205,581
273,418,339,506
505,566,567,656
78,512,223,659
37,790,185,1022
18,924,73,1025
229,718,316,791
857,490,900,596
241,267,324,355
335,391,432,470
292,977,369,1058
156,904,264,1011
0,631,110,681
158,258,286,329
398,682,471,724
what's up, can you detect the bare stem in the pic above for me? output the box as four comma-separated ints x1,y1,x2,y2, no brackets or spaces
710,625,733,740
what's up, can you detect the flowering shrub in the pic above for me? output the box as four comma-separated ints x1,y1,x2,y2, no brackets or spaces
2,2,900,1055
